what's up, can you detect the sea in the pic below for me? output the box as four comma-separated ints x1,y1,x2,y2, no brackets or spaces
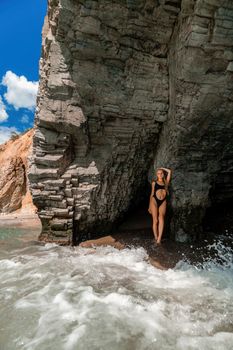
0,226,233,350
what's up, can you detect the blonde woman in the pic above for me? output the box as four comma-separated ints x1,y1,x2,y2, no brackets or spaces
148,167,172,244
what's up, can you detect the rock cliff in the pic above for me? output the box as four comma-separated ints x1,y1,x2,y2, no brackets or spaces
0,128,37,215
28,0,233,244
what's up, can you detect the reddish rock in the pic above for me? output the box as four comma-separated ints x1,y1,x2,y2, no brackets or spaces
0,128,37,215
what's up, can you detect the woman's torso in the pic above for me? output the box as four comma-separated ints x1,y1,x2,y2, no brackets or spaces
154,181,167,200
154,181,165,189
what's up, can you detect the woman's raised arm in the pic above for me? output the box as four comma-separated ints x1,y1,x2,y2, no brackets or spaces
161,167,172,184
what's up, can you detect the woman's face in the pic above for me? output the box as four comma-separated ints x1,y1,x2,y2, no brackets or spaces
156,169,164,180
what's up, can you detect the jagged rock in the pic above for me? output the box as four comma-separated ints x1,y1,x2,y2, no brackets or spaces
28,0,233,244
0,129,37,215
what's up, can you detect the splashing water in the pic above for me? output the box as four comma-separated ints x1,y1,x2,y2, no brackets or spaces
0,228,233,350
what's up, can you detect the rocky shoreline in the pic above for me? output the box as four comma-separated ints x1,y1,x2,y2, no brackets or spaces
1,206,231,271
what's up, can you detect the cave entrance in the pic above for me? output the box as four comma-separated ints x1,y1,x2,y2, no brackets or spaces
76,179,172,246
116,197,152,233
109,180,171,245
85,181,154,244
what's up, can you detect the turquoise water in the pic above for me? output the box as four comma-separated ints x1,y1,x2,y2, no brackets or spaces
0,227,233,350
0,227,25,241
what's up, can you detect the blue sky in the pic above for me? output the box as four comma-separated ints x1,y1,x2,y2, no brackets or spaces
0,0,47,143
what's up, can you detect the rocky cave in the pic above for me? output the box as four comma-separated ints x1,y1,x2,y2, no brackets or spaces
27,0,233,245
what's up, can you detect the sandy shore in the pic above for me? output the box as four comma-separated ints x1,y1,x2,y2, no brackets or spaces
0,212,42,229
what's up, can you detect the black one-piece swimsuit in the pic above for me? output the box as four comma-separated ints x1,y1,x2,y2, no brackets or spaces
153,181,167,208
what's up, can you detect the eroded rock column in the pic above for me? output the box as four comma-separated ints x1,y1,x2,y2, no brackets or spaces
28,0,181,243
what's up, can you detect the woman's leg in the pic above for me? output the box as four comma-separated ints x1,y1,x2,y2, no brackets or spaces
157,200,167,244
150,197,158,240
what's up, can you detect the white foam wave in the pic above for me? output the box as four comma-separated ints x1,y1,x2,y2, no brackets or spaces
0,239,232,350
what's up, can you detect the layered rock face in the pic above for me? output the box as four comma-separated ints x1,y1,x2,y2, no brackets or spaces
0,129,37,215
154,0,233,241
28,0,233,244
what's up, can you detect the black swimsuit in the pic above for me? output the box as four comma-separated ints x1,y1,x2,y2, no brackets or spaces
153,181,167,208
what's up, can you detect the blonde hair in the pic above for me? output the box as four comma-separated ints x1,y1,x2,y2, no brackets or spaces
155,168,169,195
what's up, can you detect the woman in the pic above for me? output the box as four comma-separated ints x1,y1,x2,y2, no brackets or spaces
148,167,172,244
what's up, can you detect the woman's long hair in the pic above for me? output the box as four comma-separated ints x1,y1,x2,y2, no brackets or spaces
156,168,169,195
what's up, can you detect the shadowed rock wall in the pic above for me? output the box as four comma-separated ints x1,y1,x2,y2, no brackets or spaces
28,0,233,244
153,0,233,241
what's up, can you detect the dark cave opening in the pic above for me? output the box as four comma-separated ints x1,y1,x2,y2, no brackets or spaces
75,178,174,247
111,185,233,243
112,180,153,233
105,179,172,241
74,180,233,246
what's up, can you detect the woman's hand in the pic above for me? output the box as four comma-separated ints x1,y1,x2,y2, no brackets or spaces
160,167,172,184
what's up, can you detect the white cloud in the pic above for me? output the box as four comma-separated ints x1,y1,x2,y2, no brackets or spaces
0,96,8,122
21,114,30,124
0,126,20,145
2,70,38,110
